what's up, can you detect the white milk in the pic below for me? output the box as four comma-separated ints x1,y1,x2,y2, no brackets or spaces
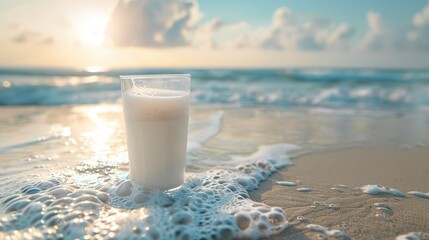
122,88,189,189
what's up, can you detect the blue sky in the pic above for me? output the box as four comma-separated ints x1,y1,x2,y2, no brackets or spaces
201,0,425,26
0,0,428,68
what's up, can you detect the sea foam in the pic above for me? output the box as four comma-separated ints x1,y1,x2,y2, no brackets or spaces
0,146,296,239
360,185,406,197
231,143,299,166
276,181,297,186
187,111,224,158
396,232,429,240
305,224,348,239
407,191,429,199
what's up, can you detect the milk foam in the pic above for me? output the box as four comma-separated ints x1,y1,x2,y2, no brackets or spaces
123,88,189,121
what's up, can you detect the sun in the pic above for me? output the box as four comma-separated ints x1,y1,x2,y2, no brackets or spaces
74,14,108,46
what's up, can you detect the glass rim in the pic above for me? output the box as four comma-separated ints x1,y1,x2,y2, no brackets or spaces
119,74,191,80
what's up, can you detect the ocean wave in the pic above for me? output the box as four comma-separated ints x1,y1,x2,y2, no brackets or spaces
0,68,428,108
283,68,429,83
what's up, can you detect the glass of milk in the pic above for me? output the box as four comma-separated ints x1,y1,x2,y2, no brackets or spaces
120,74,190,190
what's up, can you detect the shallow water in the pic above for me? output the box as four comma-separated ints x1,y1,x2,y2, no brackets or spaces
1,68,429,239
1,104,429,239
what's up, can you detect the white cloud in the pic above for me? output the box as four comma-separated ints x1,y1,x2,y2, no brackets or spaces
260,8,322,50
272,7,295,28
105,1,429,52
233,3,429,52
359,11,391,51
196,21,252,49
413,1,429,26
107,0,201,47
359,3,429,52
233,34,251,49
192,18,223,48
198,18,223,34
407,1,429,50
259,7,354,51
326,23,355,50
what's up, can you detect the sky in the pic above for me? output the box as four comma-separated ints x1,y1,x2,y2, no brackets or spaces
0,0,429,69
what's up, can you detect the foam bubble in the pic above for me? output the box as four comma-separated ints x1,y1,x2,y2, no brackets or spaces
407,191,429,199
360,185,405,197
373,202,393,218
231,143,299,166
0,158,291,239
297,188,312,192
306,224,348,239
328,203,340,210
297,216,308,222
396,232,429,240
276,181,297,186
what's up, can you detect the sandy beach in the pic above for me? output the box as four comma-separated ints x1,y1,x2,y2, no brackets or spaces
252,147,429,239
1,104,428,239
2,0,429,238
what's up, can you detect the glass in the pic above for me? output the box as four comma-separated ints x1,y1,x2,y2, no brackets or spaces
120,74,191,189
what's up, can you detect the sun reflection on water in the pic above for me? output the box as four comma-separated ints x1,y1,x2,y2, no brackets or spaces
85,107,115,153
71,105,129,186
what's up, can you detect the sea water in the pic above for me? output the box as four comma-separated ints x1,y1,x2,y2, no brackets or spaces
1,68,429,239
1,68,429,109
0,105,302,239
123,88,189,189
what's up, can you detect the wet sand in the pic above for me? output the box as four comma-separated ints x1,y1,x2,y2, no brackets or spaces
251,147,429,239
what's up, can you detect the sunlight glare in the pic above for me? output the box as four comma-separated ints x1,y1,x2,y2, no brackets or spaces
75,14,108,46
86,65,107,73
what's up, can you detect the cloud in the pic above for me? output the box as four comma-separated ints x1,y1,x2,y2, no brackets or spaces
260,8,322,50
192,18,223,48
309,16,333,29
198,18,223,34
193,20,253,49
231,4,429,52
12,30,54,45
272,7,295,28
359,3,429,52
13,31,41,43
407,1,429,50
107,0,201,48
260,7,354,51
413,1,429,26
359,11,391,51
105,1,429,52
232,34,251,49
326,23,355,50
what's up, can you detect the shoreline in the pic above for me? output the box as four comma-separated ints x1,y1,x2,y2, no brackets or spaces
1,105,429,239
251,147,429,239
